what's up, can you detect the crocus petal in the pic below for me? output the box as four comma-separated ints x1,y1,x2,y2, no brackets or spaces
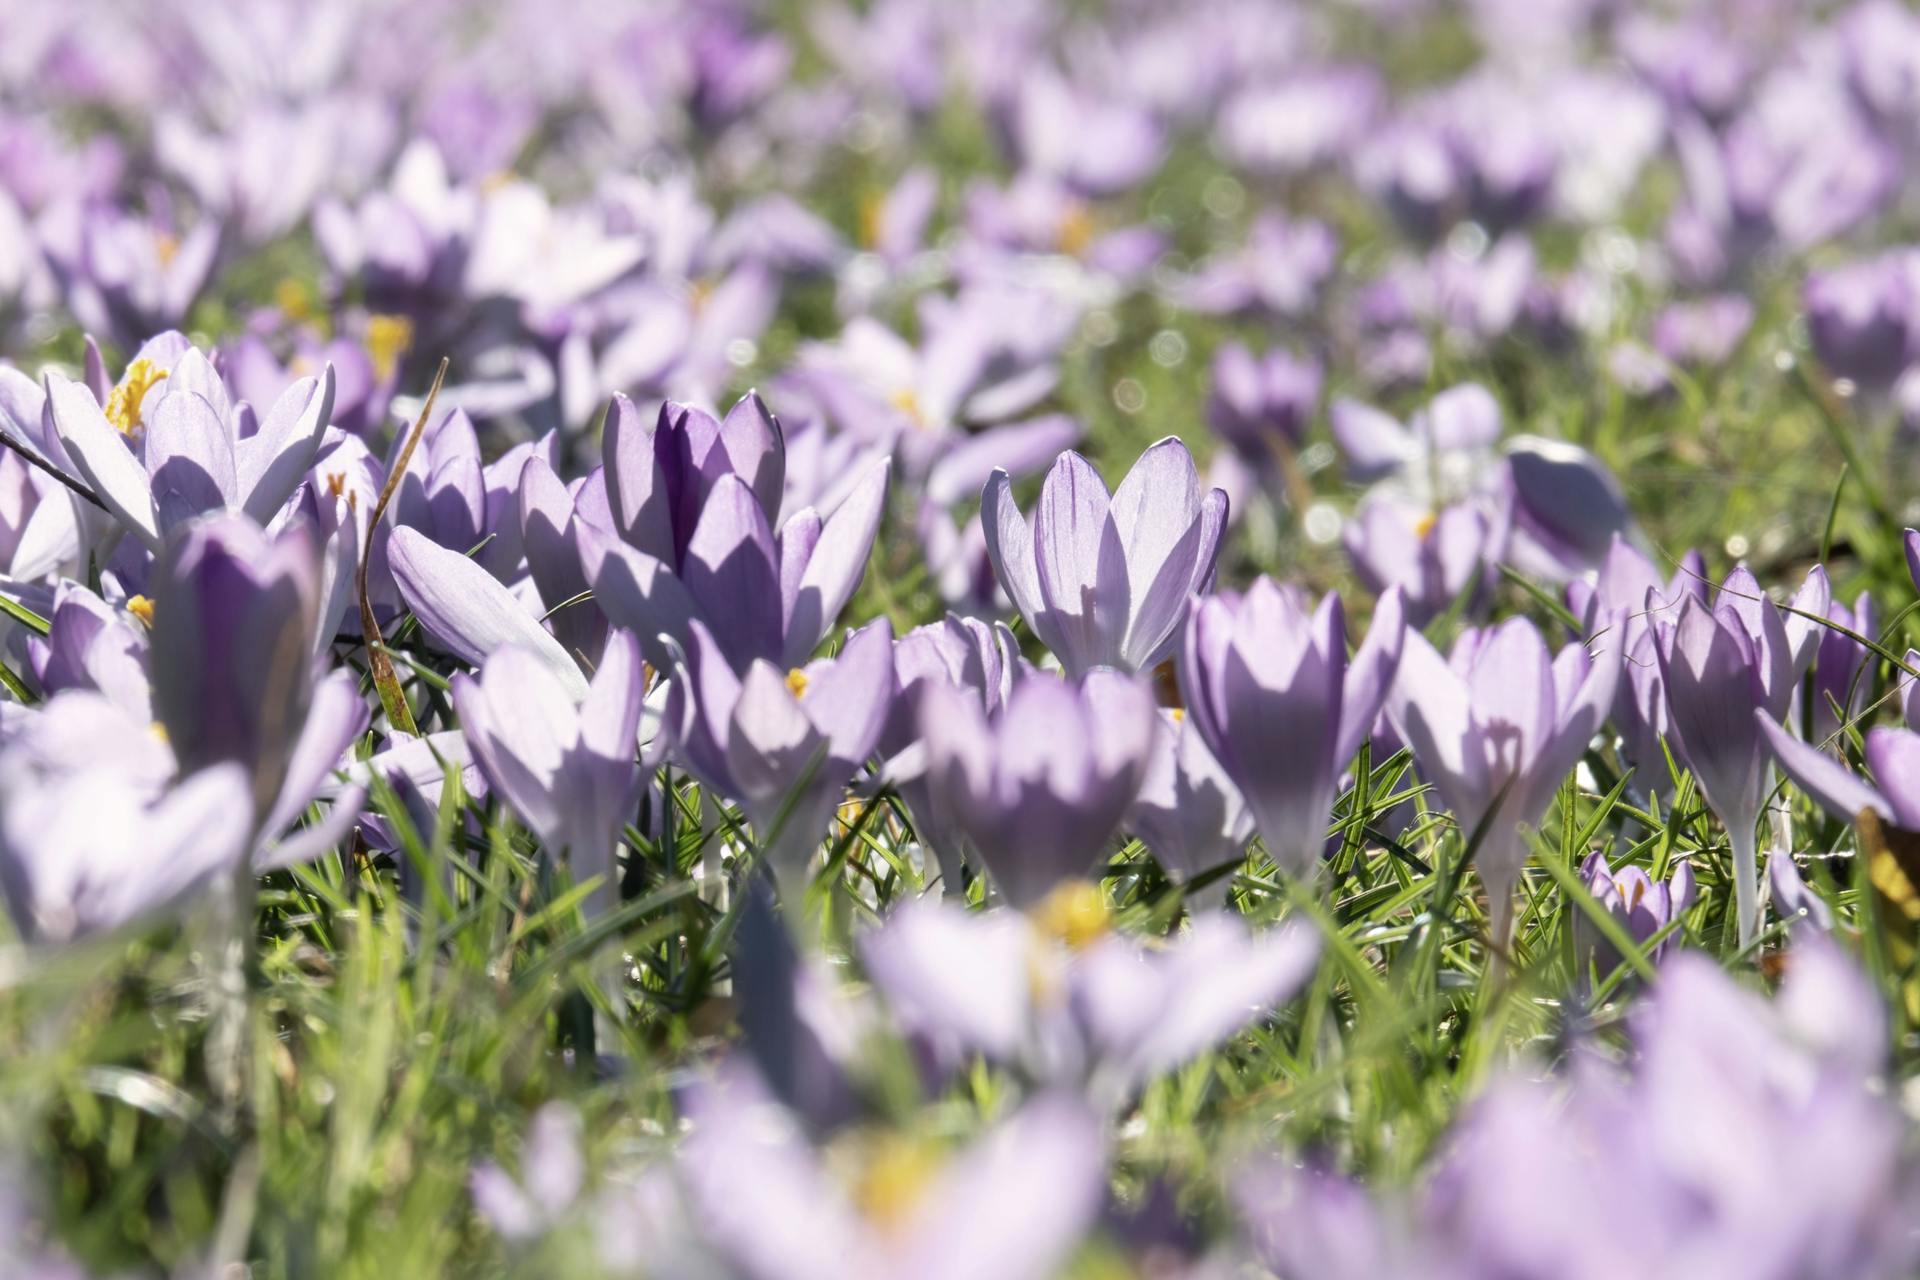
46,371,161,550
1864,728,1920,831
388,526,588,699
590,539,699,670
683,473,784,671
238,367,335,525
145,389,238,533
601,393,676,564
1757,712,1892,824
981,468,1053,644
1334,587,1406,766
783,457,888,667
1031,451,1129,675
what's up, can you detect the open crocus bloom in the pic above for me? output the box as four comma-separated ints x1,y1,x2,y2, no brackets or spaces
47,347,336,554
981,439,1226,677
860,898,1320,1107
678,1068,1106,1280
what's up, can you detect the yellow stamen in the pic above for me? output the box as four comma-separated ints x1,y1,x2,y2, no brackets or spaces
786,668,810,699
851,1135,943,1233
274,278,316,324
124,595,154,627
104,359,168,436
858,191,886,251
481,169,517,193
149,720,169,745
888,386,927,429
324,471,348,500
1056,202,1096,258
365,314,413,383
1029,880,1111,951
688,277,716,315
1414,511,1438,540
1618,875,1646,913
153,231,179,268
1170,707,1184,722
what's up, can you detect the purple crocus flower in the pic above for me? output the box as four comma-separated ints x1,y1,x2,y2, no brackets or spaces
981,440,1226,677
591,392,890,674
0,754,252,946
1206,343,1321,464
1567,535,1708,789
678,1073,1105,1280
1756,718,1920,834
1803,250,1917,395
1649,566,1828,946
663,617,894,890
451,630,658,918
1385,615,1622,943
1126,709,1254,907
882,614,1019,895
46,350,337,555
1574,852,1696,975
1650,294,1754,368
861,902,1320,1106
1178,582,1405,876
918,667,1157,909
1810,590,1877,749
1164,212,1338,318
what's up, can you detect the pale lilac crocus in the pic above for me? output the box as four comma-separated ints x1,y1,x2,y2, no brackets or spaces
881,615,1019,895
917,668,1156,909
590,392,890,674
1650,565,1829,946
1126,709,1254,907
982,440,1226,677
1385,615,1622,944
678,1072,1105,1280
1178,582,1405,876
1206,343,1321,465
1574,852,1696,977
1756,718,1920,835
663,617,894,891
451,630,658,919
46,348,336,555
861,902,1319,1107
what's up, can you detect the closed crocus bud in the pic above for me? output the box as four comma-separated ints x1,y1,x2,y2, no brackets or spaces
664,617,895,891
1650,566,1827,946
1575,852,1695,978
981,440,1226,677
1206,343,1321,462
919,668,1157,909
1178,581,1405,877
602,392,786,571
1804,255,1917,393
149,512,322,817
1811,591,1876,749
1386,614,1622,945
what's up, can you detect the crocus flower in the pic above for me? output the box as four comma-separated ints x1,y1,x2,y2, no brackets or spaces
663,617,894,890
678,1073,1105,1280
917,668,1156,909
47,349,336,555
1803,252,1917,394
1810,591,1877,748
1206,343,1321,464
1756,718,1920,833
1164,212,1338,318
861,901,1319,1106
451,630,658,918
981,440,1226,677
1650,566,1828,946
1178,582,1405,876
1126,709,1254,906
1385,615,1622,943
591,392,890,674
881,615,1019,895
0,756,252,946
1574,852,1696,975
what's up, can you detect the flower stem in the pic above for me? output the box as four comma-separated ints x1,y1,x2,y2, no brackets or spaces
1730,819,1760,951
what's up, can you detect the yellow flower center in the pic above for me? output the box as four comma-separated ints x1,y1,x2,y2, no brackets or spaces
1029,880,1111,951
152,231,179,268
1414,511,1439,540
1617,875,1646,913
365,314,413,383
785,668,810,699
104,359,169,436
1056,202,1096,258
124,595,154,627
850,1135,943,1234
1170,707,1184,722
888,387,927,429
688,277,716,315
275,278,317,325
481,169,517,193
858,191,886,251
